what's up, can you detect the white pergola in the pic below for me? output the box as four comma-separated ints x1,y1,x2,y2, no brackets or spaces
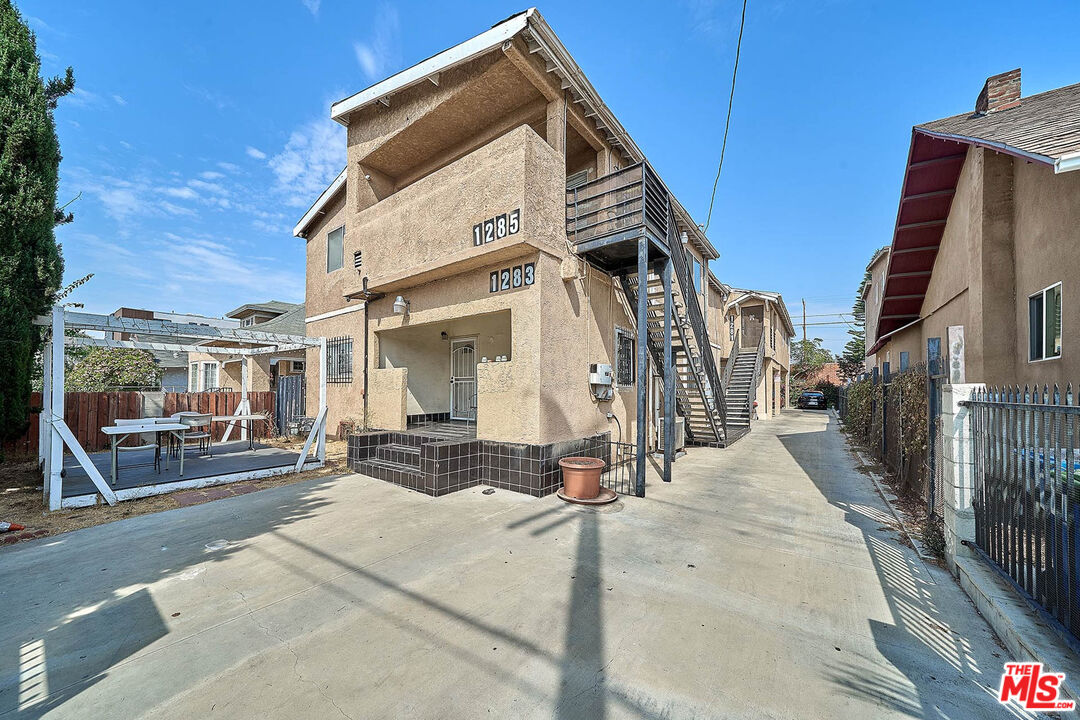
34,306,328,511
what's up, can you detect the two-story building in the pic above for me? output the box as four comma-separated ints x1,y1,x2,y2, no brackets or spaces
294,9,738,498
717,287,794,421
868,70,1080,385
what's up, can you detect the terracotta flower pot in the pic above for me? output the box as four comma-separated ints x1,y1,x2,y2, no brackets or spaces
559,457,606,500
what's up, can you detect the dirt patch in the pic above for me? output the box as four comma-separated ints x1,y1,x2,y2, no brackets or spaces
0,438,349,546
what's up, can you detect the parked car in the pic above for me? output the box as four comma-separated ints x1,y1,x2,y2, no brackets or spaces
797,391,826,410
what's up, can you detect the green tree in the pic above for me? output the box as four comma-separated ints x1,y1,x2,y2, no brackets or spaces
66,348,162,392
0,1,74,443
838,268,871,382
790,338,834,396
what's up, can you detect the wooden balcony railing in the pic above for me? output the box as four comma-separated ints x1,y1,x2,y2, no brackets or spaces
565,162,670,248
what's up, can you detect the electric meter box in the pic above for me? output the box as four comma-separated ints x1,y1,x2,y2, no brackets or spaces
589,363,614,401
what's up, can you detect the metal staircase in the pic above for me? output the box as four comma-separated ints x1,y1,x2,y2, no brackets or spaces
566,161,743,448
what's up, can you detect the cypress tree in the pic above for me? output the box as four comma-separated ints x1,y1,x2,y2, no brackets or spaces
0,1,73,444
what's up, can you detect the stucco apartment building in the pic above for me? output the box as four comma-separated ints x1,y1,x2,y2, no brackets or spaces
187,301,306,393
294,9,746,497
866,70,1080,386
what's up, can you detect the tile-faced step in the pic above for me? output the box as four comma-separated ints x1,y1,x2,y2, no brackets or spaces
357,458,426,491
374,443,422,467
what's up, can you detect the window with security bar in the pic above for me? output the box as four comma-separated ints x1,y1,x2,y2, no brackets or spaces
327,336,353,383
615,327,634,387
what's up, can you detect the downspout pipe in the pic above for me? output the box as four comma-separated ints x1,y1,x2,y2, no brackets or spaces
362,277,370,430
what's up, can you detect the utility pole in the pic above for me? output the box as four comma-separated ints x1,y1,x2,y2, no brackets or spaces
802,299,807,342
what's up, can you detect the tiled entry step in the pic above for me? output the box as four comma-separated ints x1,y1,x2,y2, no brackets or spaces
347,430,612,498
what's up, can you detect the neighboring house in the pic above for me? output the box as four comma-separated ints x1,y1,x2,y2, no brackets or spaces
868,69,1080,385
861,247,890,373
805,362,841,386
293,9,745,496
716,287,795,422
110,307,240,391
187,301,306,392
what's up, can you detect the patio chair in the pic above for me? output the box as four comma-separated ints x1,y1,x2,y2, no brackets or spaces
176,413,213,459
113,418,161,477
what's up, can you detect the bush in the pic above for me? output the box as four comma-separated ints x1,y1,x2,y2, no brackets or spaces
813,380,839,408
843,378,880,446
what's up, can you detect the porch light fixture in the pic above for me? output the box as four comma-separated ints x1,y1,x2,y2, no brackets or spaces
393,295,409,315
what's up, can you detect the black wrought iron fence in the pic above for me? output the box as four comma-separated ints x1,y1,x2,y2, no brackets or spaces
599,441,636,496
964,385,1080,641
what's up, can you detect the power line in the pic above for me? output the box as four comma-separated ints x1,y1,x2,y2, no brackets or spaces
703,0,748,233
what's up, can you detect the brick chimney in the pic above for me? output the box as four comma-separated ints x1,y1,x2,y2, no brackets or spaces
975,68,1021,114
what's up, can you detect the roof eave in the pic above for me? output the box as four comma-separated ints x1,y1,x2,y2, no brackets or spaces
293,168,347,238
329,10,534,125
914,127,1055,167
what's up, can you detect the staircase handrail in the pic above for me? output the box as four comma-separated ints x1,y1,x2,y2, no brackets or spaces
722,329,740,390
651,164,728,441
746,329,766,419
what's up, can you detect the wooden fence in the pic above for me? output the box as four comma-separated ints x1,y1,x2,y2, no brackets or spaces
3,391,275,457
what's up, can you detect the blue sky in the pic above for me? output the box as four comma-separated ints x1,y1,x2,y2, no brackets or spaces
23,0,1080,353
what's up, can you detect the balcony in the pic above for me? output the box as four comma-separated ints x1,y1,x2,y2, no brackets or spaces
565,162,672,272
345,125,565,297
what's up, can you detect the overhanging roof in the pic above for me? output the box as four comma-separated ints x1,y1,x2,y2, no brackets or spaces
294,168,346,237
876,80,1080,344
320,7,719,260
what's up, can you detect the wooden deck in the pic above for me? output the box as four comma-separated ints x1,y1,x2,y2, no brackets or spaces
61,441,307,501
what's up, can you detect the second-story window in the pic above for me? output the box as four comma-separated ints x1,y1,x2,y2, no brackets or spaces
327,225,344,273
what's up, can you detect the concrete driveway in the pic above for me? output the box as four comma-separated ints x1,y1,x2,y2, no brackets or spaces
0,410,1024,719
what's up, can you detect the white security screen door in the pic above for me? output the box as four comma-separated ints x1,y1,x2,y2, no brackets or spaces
450,338,477,420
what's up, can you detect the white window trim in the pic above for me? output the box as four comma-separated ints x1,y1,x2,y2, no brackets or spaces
326,224,345,274
188,360,221,391
1028,281,1063,363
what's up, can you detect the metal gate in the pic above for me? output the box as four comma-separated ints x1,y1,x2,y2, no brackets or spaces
450,340,477,421
276,374,306,436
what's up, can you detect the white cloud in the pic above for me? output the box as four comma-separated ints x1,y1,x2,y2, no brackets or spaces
162,186,198,200
199,170,225,180
112,94,127,106
268,117,344,207
96,187,141,221
301,0,320,16
245,146,267,160
353,4,400,81
66,88,103,108
188,179,229,196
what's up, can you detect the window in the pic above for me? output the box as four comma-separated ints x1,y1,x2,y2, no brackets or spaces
326,225,344,273
201,362,218,391
1029,283,1062,361
327,336,353,383
615,327,635,387
686,251,701,293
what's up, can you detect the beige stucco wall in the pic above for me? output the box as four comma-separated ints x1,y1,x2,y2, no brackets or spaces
379,311,512,416
1010,157,1080,386
874,146,1079,387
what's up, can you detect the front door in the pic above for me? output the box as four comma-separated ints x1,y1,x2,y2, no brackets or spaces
450,338,477,420
741,306,764,349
